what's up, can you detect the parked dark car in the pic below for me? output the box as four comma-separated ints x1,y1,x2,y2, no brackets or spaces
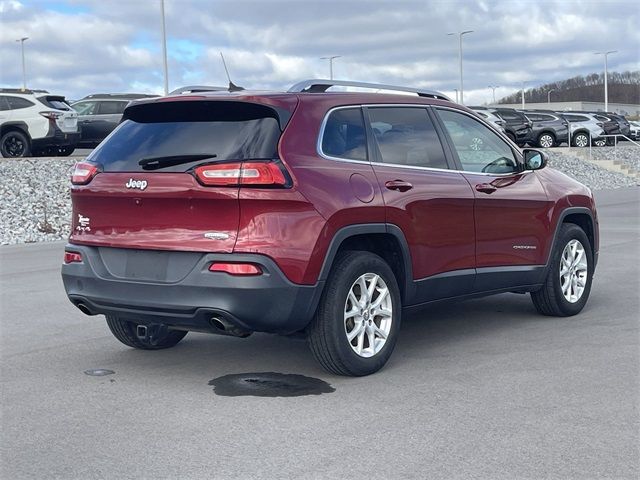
520,110,569,148
490,108,533,146
62,79,598,376
72,93,158,148
590,112,631,143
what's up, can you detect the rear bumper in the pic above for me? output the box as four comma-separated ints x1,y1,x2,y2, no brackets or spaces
32,128,80,149
61,245,324,334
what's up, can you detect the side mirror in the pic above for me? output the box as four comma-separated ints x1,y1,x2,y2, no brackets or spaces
523,149,547,171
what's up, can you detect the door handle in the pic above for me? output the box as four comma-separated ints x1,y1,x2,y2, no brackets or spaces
475,183,497,194
385,180,413,192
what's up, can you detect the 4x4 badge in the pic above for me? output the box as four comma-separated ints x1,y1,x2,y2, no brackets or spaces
125,178,148,190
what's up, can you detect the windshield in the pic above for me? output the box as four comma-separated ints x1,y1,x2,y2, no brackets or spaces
87,101,282,172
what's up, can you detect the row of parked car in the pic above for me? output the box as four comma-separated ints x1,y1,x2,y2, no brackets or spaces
0,87,638,158
0,88,155,158
470,106,637,148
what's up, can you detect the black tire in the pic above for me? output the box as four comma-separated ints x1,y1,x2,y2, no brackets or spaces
1,130,30,158
537,132,556,148
307,251,402,376
531,224,594,317
572,132,589,148
105,315,187,350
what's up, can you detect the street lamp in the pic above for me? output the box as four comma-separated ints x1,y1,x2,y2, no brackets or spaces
547,88,556,104
594,50,617,112
488,85,499,104
521,81,527,109
15,37,28,91
453,88,459,103
160,0,169,95
447,30,473,104
320,56,341,80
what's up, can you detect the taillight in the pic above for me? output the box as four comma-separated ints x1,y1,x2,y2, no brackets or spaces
209,262,262,275
194,160,288,187
71,162,99,185
64,251,83,264
40,111,63,120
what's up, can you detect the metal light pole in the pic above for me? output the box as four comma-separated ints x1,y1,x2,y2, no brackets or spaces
160,0,169,95
16,37,28,91
594,50,617,112
488,85,499,104
447,30,473,104
320,56,341,80
453,88,459,103
521,81,527,109
547,88,556,104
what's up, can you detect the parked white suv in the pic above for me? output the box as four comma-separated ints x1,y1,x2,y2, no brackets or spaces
557,112,606,147
0,88,80,157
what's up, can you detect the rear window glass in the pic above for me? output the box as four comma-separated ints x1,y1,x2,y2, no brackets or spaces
495,110,524,121
87,101,282,172
38,96,71,111
321,108,367,161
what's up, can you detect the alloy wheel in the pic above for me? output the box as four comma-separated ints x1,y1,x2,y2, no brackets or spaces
574,134,588,147
559,239,588,303
4,135,26,157
343,273,393,358
539,134,554,148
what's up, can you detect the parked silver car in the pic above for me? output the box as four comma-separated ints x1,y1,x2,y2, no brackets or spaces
557,112,606,147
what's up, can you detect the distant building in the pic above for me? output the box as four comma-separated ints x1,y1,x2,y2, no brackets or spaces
493,101,640,117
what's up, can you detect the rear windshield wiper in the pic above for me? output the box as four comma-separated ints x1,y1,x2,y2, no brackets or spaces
138,154,217,170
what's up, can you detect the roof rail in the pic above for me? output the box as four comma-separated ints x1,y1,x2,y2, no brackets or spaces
82,93,158,99
169,85,229,95
287,79,451,101
0,88,49,94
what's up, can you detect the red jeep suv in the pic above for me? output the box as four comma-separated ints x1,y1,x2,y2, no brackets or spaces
62,80,598,376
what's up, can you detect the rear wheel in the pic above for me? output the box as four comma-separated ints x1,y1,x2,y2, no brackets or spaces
537,132,556,148
307,251,401,376
593,139,606,147
105,315,187,349
1,130,30,157
531,224,593,316
572,132,589,147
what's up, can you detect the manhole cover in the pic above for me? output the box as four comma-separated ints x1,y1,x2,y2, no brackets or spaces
209,372,335,397
84,369,115,377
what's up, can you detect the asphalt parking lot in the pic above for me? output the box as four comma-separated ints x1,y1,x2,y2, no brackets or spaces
1,187,638,480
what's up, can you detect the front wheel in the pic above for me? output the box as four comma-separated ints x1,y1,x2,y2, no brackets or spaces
537,132,556,148
593,139,607,147
307,251,401,376
106,315,187,349
531,224,593,316
57,146,75,156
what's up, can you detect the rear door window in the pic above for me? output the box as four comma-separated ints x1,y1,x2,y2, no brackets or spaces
320,108,367,161
98,101,128,115
367,107,448,169
7,97,34,110
0,96,10,111
87,100,283,172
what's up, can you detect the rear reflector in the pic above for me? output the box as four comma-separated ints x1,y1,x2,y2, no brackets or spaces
209,262,262,276
64,251,83,264
194,161,287,187
71,162,99,185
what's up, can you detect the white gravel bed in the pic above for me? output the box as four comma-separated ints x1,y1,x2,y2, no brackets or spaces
0,150,638,245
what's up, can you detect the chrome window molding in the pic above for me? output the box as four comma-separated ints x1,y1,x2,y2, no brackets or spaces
316,104,530,178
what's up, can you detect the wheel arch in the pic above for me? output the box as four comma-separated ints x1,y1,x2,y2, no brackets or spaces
0,121,31,139
317,224,414,302
547,207,597,268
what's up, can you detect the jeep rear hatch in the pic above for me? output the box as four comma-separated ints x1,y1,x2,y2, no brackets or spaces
69,99,294,252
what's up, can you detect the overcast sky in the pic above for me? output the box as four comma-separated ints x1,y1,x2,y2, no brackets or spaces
1,0,638,104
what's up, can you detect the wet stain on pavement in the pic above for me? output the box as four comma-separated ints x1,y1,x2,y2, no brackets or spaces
209,372,335,397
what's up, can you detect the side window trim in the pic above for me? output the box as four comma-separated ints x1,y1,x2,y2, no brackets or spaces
432,106,523,174
317,105,370,164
